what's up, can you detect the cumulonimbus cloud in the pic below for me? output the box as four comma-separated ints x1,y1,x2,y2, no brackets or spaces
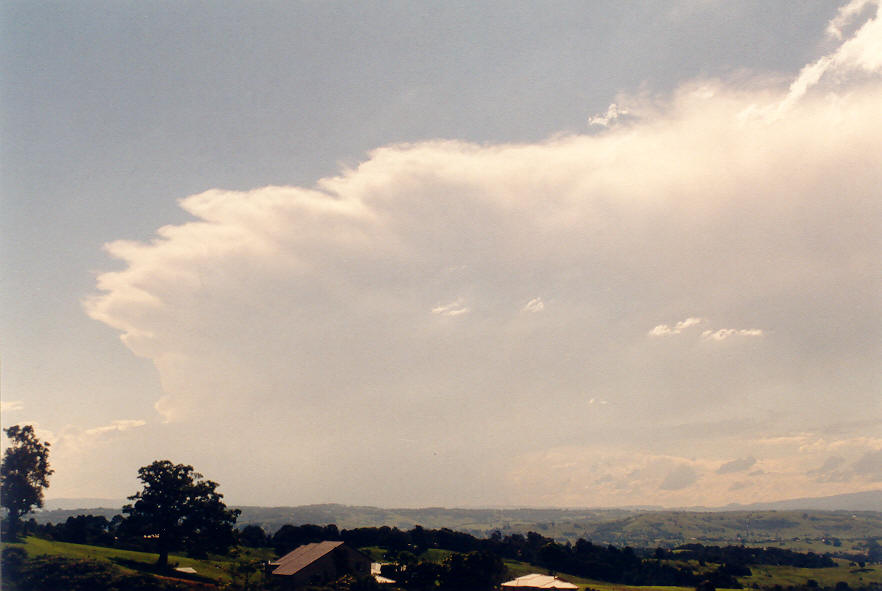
83,3,882,506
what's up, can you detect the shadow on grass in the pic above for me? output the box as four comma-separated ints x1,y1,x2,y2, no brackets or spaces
111,557,218,585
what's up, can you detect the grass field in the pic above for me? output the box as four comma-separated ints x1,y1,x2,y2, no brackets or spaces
2,536,274,585
741,561,882,589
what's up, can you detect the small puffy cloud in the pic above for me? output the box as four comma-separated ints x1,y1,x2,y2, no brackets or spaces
432,298,470,316
648,317,704,337
649,319,765,341
84,419,147,436
701,328,764,341
522,297,545,313
660,464,700,490
589,103,628,127
717,456,757,474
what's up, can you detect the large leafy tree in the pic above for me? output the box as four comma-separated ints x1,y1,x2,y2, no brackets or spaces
122,460,240,569
1,425,53,540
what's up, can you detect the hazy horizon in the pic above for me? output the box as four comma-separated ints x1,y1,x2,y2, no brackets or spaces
38,488,882,512
3,1,881,509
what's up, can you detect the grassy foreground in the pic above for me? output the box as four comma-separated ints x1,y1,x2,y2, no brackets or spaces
4,537,880,591
2,536,274,585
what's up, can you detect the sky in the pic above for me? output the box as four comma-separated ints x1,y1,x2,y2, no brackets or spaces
1,1,880,509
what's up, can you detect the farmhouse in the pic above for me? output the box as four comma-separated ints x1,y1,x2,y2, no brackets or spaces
501,574,579,590
269,541,372,588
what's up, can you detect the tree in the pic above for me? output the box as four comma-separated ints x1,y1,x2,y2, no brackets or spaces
1,425,53,540
239,524,269,548
122,460,240,569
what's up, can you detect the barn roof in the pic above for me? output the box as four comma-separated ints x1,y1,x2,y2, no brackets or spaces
270,541,346,576
501,574,579,589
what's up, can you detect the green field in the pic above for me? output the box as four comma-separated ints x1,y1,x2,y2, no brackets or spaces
560,511,882,551
2,536,274,586
741,561,882,589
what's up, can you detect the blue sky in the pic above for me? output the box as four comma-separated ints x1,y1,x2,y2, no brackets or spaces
2,1,880,507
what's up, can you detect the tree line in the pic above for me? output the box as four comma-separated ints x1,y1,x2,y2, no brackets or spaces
241,523,744,588
671,544,836,569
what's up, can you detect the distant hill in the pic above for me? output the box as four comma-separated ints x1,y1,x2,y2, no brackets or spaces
575,508,882,549
42,498,126,511
36,489,880,549
42,488,881,516
710,489,882,512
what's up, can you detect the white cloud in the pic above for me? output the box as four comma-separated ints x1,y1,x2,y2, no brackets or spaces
54,420,147,455
649,319,765,341
84,419,147,436
522,297,545,313
828,0,877,39
82,6,882,506
648,317,704,336
771,0,882,117
701,328,764,341
588,103,628,127
432,298,470,316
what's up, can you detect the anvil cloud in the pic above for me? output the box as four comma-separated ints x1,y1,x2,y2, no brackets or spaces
78,1,882,507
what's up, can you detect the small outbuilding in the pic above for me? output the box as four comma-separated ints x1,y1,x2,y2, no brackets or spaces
371,563,397,584
269,541,372,588
502,574,580,590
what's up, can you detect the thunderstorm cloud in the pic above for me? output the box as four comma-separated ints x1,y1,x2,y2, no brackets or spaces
84,1,882,507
